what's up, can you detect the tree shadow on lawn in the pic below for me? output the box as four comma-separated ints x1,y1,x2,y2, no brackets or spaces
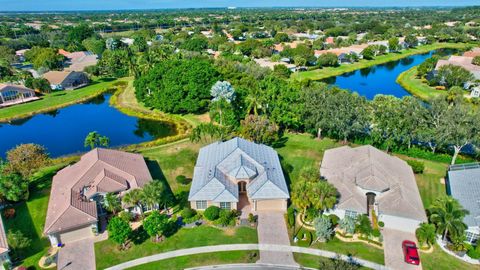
145,159,175,198
130,226,150,245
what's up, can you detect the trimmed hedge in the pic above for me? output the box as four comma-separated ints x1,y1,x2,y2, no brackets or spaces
407,160,425,174
176,175,190,185
204,206,221,221
181,208,196,219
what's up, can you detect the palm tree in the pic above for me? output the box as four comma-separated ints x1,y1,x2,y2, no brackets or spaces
142,181,172,211
291,178,310,216
103,192,121,214
428,197,468,241
122,189,145,217
311,180,337,213
416,222,437,247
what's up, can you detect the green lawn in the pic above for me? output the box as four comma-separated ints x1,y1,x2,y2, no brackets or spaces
126,250,259,270
396,66,446,101
292,43,471,81
294,253,372,269
95,226,258,269
421,244,477,270
0,78,121,122
2,163,68,269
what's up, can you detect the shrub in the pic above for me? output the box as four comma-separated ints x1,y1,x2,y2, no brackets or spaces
314,216,334,242
44,256,54,266
356,215,373,236
287,206,295,228
176,175,190,185
248,213,256,223
118,211,133,222
378,221,385,228
204,206,221,221
296,228,313,247
215,210,236,226
339,217,356,235
407,160,425,174
181,208,197,219
328,214,339,227
467,245,480,259
372,229,381,238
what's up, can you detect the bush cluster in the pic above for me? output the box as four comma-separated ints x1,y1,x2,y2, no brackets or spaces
407,160,425,174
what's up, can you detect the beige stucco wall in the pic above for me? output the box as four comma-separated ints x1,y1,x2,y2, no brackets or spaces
190,200,237,211
255,199,287,212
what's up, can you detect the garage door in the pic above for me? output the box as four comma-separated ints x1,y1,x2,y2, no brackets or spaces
256,199,286,212
59,226,93,244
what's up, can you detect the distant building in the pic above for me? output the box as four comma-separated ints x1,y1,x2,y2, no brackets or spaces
0,84,39,108
447,163,480,244
463,48,480,58
60,50,98,72
471,87,480,98
435,56,480,81
0,214,10,268
43,71,89,90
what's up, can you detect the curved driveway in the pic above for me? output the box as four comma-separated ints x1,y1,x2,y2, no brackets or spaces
104,244,389,270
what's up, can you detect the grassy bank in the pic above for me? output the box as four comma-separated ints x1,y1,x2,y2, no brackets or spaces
292,43,471,81
126,250,258,270
396,66,446,101
109,78,195,150
95,226,258,269
0,78,122,122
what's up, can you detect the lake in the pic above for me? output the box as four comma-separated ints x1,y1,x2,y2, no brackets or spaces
0,93,177,158
322,50,452,99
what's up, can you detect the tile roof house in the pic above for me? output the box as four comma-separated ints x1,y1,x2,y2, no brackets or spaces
43,71,89,90
0,217,10,268
63,51,99,72
447,163,480,244
463,48,480,58
435,56,480,81
188,137,290,214
44,148,153,246
0,84,39,108
321,145,427,233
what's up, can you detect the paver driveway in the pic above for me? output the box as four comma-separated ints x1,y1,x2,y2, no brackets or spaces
256,211,298,266
57,238,96,270
383,228,422,270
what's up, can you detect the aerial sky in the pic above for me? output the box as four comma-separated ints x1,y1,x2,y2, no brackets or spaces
0,0,478,11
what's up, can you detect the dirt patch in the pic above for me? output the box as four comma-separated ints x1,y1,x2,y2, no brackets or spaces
222,227,236,236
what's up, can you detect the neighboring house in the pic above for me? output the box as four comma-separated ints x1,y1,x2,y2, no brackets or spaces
120,37,135,46
188,137,290,213
320,145,427,233
61,50,98,72
447,163,480,244
435,56,480,81
463,47,480,58
0,217,10,269
44,148,153,246
43,71,89,90
15,49,29,62
0,84,39,108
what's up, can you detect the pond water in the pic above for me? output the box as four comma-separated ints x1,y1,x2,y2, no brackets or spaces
0,93,177,158
322,50,452,99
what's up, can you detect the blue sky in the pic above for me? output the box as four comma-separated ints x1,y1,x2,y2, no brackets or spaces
0,0,478,11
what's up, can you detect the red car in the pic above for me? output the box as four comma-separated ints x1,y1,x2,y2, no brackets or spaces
402,240,420,265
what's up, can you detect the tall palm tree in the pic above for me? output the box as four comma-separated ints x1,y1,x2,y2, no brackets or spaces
291,178,310,216
142,181,172,211
311,181,337,213
122,189,145,217
428,197,468,241
416,222,437,247
103,192,121,214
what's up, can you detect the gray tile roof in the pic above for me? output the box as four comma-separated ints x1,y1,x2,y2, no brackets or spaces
321,145,427,222
448,163,480,228
188,137,289,202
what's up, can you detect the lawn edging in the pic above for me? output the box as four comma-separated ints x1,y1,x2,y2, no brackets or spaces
292,42,472,81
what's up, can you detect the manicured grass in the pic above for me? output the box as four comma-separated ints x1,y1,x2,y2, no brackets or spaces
275,133,342,184
396,66,446,101
396,155,449,209
2,162,68,269
0,78,121,122
294,253,371,269
421,244,477,270
292,43,471,81
126,250,259,270
94,226,258,269
140,140,201,194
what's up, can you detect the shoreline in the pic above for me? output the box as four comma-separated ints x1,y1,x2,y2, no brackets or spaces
292,42,471,81
396,66,446,101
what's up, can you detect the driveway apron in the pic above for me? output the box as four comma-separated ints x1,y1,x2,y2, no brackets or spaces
57,238,96,270
383,228,422,270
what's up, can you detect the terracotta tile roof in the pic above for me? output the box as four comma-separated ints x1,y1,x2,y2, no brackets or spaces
44,148,152,235
463,48,480,58
320,145,427,222
42,71,72,85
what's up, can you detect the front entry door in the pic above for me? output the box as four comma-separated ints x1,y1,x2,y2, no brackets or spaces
238,181,247,193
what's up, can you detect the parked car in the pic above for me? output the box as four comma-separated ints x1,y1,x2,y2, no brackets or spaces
402,240,420,265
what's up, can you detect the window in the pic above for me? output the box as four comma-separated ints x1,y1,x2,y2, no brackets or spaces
196,200,207,210
466,231,479,244
220,202,231,210
345,210,358,219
